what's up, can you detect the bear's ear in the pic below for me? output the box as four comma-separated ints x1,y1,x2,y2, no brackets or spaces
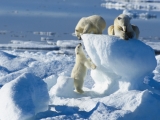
118,17,122,20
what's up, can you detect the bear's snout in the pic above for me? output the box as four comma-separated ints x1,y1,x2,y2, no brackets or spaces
77,43,82,49
78,43,82,47
78,36,82,40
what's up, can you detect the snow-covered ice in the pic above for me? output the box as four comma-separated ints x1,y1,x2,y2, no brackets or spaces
0,40,59,51
123,9,157,19
101,1,159,20
0,40,82,55
56,40,81,48
101,0,160,11
0,0,160,119
0,35,160,119
0,73,49,120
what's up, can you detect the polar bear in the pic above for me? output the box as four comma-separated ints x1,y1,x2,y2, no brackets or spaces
108,14,140,40
75,15,106,40
71,43,96,93
108,24,140,39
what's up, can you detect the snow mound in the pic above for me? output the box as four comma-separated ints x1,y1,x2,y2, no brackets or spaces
49,76,75,97
82,34,157,94
43,75,58,90
0,73,49,120
0,51,34,73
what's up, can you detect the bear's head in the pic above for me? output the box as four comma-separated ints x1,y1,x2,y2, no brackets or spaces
75,29,82,40
75,43,84,55
116,14,131,32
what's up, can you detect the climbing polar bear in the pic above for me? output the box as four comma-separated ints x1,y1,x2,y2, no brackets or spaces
75,15,106,40
108,14,140,40
71,43,96,93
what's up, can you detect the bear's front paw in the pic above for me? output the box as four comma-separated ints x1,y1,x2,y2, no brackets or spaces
88,58,92,61
75,88,84,94
121,33,129,40
91,64,96,69
127,32,134,39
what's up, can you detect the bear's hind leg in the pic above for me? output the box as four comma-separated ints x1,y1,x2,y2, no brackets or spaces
75,87,84,94
83,24,91,34
93,27,102,34
74,78,84,93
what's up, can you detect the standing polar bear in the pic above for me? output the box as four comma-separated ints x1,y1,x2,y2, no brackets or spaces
71,43,96,93
108,14,140,40
75,15,106,40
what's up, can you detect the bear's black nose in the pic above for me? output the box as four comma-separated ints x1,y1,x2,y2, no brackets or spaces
78,36,82,40
79,43,82,46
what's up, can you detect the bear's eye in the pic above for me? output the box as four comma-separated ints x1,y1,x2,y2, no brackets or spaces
118,17,122,20
76,30,78,32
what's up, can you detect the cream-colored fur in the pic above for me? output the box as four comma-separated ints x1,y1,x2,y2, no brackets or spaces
71,43,96,93
108,25,114,36
75,15,106,40
131,25,140,39
109,14,140,40
108,24,140,39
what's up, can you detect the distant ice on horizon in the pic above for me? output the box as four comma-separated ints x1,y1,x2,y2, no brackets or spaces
101,0,160,12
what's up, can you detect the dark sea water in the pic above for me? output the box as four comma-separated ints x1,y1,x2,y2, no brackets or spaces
0,0,160,44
